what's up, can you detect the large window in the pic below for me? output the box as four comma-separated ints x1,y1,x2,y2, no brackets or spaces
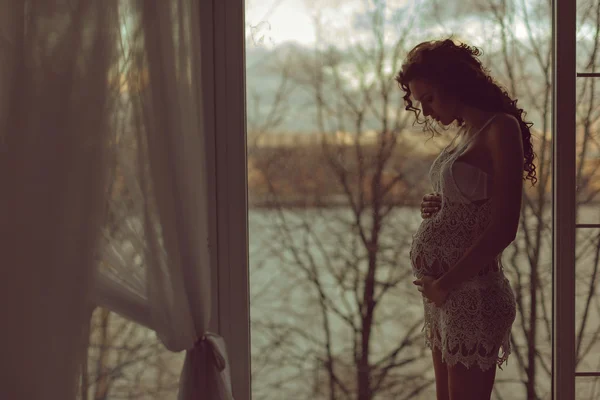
78,0,592,399
244,1,556,399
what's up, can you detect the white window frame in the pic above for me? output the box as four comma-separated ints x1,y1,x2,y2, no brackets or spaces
203,0,580,398
201,0,251,398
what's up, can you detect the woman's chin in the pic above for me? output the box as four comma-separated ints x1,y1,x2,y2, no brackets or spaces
431,116,452,127
438,117,456,126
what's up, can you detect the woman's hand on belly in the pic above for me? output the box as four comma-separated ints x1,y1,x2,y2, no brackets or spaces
413,275,449,307
421,192,442,219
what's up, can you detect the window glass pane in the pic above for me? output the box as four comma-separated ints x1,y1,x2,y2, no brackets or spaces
246,0,552,398
81,308,184,399
575,228,600,372
576,0,600,223
577,376,600,399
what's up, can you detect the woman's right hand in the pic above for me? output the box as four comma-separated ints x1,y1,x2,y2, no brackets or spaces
421,192,442,219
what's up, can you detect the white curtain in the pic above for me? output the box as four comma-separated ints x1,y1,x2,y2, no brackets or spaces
0,1,234,399
94,1,234,399
0,1,118,399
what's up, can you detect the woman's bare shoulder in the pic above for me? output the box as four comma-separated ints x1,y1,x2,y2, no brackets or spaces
486,112,524,160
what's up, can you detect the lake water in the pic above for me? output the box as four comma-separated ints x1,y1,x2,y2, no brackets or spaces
85,206,600,400
248,205,600,400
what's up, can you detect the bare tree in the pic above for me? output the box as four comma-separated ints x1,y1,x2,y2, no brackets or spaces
248,2,440,399
81,308,183,400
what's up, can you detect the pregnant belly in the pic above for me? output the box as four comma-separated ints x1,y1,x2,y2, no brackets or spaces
410,219,462,278
411,256,448,279
410,247,452,278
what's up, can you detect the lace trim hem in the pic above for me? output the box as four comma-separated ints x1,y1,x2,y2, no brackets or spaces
424,329,512,372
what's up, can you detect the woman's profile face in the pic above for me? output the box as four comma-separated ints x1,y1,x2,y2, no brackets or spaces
408,78,460,126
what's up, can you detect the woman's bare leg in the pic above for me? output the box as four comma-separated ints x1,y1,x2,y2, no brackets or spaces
448,361,496,400
432,347,449,400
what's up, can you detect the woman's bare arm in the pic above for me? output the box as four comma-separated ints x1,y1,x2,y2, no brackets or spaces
435,114,524,293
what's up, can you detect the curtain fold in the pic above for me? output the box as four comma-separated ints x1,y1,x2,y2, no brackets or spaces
94,1,234,398
0,1,118,398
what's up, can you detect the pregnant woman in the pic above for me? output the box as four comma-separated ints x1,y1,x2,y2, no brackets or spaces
395,39,537,399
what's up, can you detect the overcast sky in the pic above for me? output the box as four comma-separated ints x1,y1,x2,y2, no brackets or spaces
243,0,595,135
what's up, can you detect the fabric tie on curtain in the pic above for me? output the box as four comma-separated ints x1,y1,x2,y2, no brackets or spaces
198,334,227,372
177,334,233,400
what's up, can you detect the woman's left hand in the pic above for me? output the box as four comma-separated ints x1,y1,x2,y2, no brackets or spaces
413,276,448,307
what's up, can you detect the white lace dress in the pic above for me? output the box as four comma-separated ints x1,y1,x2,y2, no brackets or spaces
409,115,517,371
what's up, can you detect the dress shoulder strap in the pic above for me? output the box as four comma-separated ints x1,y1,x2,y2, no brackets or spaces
461,113,499,149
